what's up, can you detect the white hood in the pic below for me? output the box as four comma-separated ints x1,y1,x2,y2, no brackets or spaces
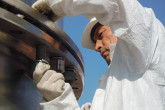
81,18,98,50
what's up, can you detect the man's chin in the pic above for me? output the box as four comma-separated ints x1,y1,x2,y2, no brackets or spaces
105,57,111,65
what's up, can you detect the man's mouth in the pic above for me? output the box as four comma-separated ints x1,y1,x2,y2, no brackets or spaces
100,47,110,59
101,50,110,59
101,51,106,58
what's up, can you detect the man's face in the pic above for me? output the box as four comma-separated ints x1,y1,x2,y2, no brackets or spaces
93,24,117,65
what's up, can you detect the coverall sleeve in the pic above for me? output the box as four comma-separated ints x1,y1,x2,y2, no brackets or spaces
39,83,81,110
46,0,161,74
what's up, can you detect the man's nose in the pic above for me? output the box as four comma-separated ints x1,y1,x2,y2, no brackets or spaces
95,40,103,52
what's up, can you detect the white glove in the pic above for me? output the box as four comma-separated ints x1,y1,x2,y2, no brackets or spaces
32,0,51,14
81,102,91,110
33,62,65,101
32,0,61,21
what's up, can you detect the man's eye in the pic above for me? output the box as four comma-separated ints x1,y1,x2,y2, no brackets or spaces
99,32,103,38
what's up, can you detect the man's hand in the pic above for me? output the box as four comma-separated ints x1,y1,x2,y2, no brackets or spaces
81,102,91,110
32,0,51,14
32,0,61,21
33,62,65,101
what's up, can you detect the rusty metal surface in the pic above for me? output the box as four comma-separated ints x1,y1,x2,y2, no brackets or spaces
0,0,84,110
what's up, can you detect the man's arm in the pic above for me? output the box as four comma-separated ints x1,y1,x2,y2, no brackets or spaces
33,62,81,110
33,0,122,22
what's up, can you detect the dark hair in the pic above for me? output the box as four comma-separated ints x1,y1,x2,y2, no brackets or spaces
90,22,101,43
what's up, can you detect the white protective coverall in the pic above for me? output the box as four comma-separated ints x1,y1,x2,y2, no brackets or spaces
39,0,165,110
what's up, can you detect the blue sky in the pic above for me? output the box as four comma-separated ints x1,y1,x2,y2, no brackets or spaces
63,0,165,106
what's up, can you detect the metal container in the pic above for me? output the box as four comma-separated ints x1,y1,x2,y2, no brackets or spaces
0,0,84,110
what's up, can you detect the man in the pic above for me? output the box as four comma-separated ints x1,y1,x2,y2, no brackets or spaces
32,0,165,110
82,21,117,65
